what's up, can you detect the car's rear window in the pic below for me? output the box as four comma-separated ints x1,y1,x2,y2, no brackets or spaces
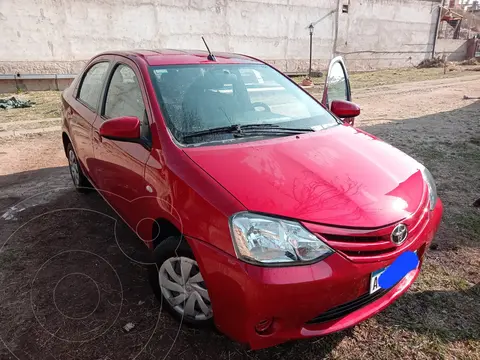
149,64,338,145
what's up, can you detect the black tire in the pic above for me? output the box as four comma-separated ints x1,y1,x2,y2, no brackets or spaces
148,236,214,327
66,143,91,193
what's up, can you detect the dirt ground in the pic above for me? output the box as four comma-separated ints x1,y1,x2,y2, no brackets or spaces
0,71,479,360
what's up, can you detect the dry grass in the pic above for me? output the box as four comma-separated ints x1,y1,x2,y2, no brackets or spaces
0,91,61,123
293,65,480,90
349,67,466,89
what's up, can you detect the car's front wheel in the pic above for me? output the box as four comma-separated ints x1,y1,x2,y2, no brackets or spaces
148,236,213,326
66,143,91,192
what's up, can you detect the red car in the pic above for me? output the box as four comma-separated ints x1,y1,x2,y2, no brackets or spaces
61,49,443,349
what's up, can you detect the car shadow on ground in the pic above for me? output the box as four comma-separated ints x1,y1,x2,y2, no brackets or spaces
0,166,348,359
376,283,480,343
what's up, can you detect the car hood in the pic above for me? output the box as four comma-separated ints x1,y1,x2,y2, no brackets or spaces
183,125,427,228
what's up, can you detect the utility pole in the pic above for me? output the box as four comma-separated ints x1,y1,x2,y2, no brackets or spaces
432,0,445,58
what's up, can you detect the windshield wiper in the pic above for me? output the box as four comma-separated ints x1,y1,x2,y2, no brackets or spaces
240,124,315,132
182,124,243,140
182,123,314,140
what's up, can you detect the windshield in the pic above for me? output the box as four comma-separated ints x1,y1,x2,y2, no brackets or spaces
149,64,339,145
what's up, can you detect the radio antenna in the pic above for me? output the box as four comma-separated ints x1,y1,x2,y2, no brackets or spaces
202,37,216,61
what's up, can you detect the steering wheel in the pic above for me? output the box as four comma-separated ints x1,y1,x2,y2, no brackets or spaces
251,102,271,112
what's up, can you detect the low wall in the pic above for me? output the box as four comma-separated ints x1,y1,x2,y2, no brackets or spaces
0,75,74,93
436,39,469,61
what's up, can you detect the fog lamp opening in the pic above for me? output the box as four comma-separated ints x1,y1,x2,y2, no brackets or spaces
255,318,275,335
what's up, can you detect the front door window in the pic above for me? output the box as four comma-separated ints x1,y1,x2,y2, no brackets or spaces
326,61,349,106
104,64,151,144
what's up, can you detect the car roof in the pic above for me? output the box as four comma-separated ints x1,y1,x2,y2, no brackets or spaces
98,49,263,66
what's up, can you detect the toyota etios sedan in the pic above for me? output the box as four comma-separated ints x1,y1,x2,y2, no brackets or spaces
61,49,443,349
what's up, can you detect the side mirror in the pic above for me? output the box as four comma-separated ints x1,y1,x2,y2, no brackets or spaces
99,116,140,142
331,100,360,119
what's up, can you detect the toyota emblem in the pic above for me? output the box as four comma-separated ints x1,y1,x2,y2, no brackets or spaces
391,224,408,245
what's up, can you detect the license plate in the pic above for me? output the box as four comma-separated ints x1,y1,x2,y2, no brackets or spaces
369,267,385,294
369,250,419,294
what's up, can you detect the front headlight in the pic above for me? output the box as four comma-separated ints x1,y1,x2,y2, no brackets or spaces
229,212,334,265
420,166,438,211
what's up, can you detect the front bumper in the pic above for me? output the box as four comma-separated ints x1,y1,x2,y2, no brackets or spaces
188,199,443,350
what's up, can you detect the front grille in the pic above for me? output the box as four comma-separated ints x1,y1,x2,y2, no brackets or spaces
319,232,397,257
320,234,386,243
304,204,430,261
307,288,390,324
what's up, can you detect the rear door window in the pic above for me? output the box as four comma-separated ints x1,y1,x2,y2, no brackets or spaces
78,62,110,111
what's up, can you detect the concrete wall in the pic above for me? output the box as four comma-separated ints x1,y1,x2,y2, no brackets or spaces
0,0,441,75
436,39,469,61
336,0,441,70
